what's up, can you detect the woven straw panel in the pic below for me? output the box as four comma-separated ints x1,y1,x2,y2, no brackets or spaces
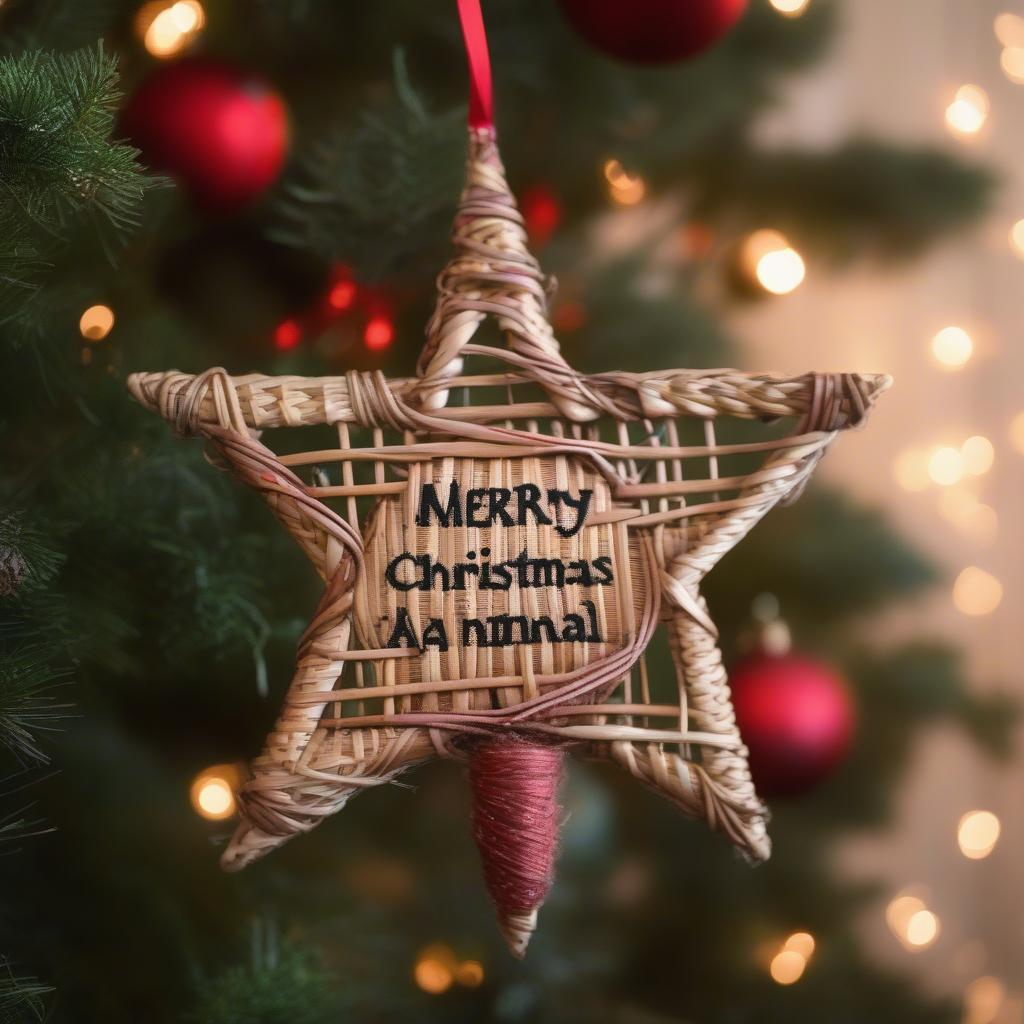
357,454,648,713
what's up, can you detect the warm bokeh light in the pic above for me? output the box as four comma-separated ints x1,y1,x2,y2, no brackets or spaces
1010,411,1024,453
137,0,206,58
756,247,805,294
930,325,973,369
454,960,485,987
413,944,456,995
769,0,810,15
1010,219,1024,259
894,449,930,492
784,932,816,959
957,810,1001,860
769,949,806,985
189,767,237,821
964,975,1006,1024
887,891,940,949
364,315,395,350
939,490,998,545
995,12,1024,47
952,566,1003,617
603,159,646,206
905,909,940,948
1001,46,1024,84
961,435,994,476
79,304,115,341
743,229,805,295
887,894,926,937
274,319,302,351
927,446,964,486
944,85,989,137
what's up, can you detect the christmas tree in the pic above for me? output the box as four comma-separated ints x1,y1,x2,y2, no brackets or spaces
0,1,1012,1021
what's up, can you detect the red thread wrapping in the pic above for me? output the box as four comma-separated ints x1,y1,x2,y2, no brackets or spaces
468,736,563,956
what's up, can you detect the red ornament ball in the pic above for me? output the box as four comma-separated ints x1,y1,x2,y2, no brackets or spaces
122,59,288,213
557,0,747,64
730,653,855,797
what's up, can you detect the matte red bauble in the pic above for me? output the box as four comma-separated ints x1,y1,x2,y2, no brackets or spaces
731,653,855,797
121,59,288,213
557,0,747,65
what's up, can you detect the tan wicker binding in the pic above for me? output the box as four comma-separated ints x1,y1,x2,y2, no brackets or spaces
128,127,888,944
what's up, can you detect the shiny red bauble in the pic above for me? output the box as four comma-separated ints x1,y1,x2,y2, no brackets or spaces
557,0,747,65
730,653,855,797
121,59,288,213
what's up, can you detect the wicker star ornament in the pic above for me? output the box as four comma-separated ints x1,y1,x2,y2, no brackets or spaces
129,127,888,955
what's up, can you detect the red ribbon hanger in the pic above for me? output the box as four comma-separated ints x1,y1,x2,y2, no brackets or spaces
457,0,494,129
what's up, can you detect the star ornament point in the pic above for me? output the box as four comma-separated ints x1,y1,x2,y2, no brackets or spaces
128,128,888,953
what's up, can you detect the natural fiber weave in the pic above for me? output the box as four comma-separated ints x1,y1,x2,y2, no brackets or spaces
129,127,888,934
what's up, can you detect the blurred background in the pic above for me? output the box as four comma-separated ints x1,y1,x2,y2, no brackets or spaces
0,0,1021,1021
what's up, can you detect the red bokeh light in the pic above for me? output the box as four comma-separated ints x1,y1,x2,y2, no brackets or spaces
520,184,562,247
274,319,302,350
553,300,587,333
328,279,357,311
364,315,394,351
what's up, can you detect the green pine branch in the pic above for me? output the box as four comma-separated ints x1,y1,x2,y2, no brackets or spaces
0,43,154,319
0,958,51,1024
0,645,70,765
272,51,465,282
0,512,63,597
692,140,995,264
182,946,336,1024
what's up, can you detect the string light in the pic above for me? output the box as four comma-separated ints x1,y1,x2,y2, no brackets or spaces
767,931,814,984
79,304,115,341
927,446,964,486
964,976,1006,1024
1001,47,1024,84
768,0,810,16
1009,411,1024,453
961,435,994,476
364,314,395,351
136,0,206,58
957,810,1001,859
413,944,457,994
939,490,998,545
887,892,940,950
454,960,485,987
952,566,1003,617
742,229,805,295
784,932,815,958
997,12,1024,83
929,326,973,369
905,909,940,948
328,279,357,312
520,183,563,246
1010,220,1024,259
944,85,989,138
603,159,646,206
894,449,930,492
995,12,1024,47
887,894,926,937
189,765,238,821
769,949,806,985
274,319,302,351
